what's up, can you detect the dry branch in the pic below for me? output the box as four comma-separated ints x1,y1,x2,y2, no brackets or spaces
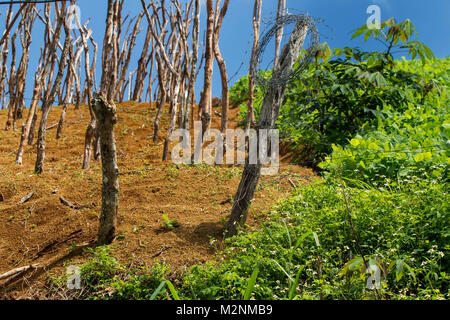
274,0,286,69
59,196,95,210
18,191,34,204
288,178,297,189
200,0,214,135
34,229,82,258
46,123,58,130
1,241,95,291
0,264,39,281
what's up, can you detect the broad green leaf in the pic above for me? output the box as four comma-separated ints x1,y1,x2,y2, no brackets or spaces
289,266,305,300
272,259,294,282
414,152,431,162
351,25,367,39
243,265,260,300
166,280,180,300
368,142,379,150
350,139,361,147
395,259,404,282
312,232,321,247
150,280,167,300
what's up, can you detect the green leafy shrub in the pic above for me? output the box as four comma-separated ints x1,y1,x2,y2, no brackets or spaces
106,262,169,300
181,178,449,300
320,58,449,183
80,246,123,292
229,18,438,165
229,71,270,110
68,247,170,300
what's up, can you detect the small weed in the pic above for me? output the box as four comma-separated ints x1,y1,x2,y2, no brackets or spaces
116,233,126,241
160,214,180,230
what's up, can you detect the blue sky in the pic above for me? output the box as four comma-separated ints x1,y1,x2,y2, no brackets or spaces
1,0,449,102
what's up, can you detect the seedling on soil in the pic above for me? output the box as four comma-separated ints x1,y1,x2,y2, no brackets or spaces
161,214,179,230
132,225,145,233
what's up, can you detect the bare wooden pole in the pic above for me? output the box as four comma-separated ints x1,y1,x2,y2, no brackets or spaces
200,0,214,136
142,0,184,160
184,0,200,131
245,0,261,133
142,0,185,153
0,4,26,48
226,19,310,237
7,8,33,130
14,5,37,121
5,27,18,131
145,38,155,104
78,24,97,169
115,13,143,101
56,36,82,139
173,0,193,131
274,0,287,69
35,1,70,174
0,4,14,110
153,50,167,142
92,92,119,245
211,0,230,136
132,16,153,102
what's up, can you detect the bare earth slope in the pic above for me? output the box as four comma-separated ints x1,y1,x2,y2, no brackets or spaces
0,102,316,298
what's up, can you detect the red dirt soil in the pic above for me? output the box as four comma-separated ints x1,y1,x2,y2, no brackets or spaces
0,102,317,299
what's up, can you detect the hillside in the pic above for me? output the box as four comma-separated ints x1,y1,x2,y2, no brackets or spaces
0,102,316,298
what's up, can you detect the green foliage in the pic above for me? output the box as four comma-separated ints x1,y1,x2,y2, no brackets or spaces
44,18,448,301
229,71,270,109
106,263,169,300
320,58,449,182
181,178,449,300
80,246,123,292
63,246,171,300
214,29,448,299
243,264,260,300
228,71,271,126
229,18,439,165
161,214,180,230
54,174,449,300
351,18,434,65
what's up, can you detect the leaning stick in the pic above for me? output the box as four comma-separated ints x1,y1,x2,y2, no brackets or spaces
0,264,39,281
